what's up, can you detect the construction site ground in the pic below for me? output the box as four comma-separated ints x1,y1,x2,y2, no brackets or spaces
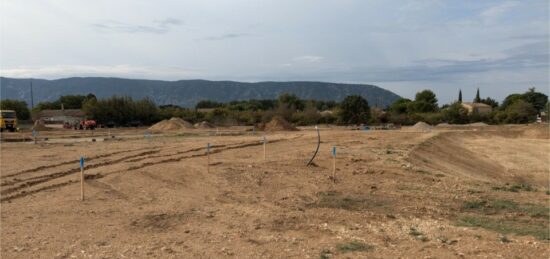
1,124,548,258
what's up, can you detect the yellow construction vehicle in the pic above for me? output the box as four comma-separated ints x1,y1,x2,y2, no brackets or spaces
0,110,17,132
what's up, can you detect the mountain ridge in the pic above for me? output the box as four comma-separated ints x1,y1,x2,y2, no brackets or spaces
0,77,401,108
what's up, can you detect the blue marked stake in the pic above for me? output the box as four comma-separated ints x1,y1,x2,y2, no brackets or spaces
207,143,211,153
79,156,85,200
332,146,336,157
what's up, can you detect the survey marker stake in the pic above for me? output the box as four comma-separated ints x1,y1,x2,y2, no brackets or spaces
332,146,336,183
262,136,267,161
80,156,85,201
206,143,211,173
32,130,37,144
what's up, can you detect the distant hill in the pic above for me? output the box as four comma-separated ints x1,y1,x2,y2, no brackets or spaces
0,77,401,108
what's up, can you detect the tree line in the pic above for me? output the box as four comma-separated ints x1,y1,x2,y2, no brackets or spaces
0,88,547,126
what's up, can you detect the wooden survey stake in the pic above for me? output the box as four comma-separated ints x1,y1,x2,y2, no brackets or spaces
206,143,211,173
332,146,336,183
262,136,267,161
80,156,85,201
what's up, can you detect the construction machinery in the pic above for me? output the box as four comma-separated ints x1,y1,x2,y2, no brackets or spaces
76,119,97,130
0,110,17,132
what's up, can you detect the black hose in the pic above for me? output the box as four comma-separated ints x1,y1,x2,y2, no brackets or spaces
307,127,321,166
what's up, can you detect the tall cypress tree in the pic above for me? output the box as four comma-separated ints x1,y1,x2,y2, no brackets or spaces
474,88,481,102
458,89,462,102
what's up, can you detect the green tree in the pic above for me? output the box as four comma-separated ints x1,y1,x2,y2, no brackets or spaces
480,97,499,108
277,93,304,111
442,102,469,124
503,99,537,123
501,94,523,110
522,88,548,113
58,95,87,109
474,88,481,103
0,99,31,120
196,100,223,109
412,90,438,113
458,89,462,103
338,95,370,125
389,98,412,114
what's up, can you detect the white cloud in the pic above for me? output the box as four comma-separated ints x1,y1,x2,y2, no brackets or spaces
480,1,518,24
0,65,201,80
293,56,324,63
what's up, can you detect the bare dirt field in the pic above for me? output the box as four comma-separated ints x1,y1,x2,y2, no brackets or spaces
1,124,549,258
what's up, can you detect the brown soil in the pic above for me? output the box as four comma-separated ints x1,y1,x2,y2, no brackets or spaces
406,121,432,132
149,117,194,132
1,125,548,258
31,120,52,131
194,121,215,129
264,116,298,131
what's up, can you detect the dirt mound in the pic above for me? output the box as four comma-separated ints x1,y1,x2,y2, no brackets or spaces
406,122,432,132
408,131,548,186
32,120,52,131
149,117,194,131
264,117,298,131
194,121,215,129
436,123,450,127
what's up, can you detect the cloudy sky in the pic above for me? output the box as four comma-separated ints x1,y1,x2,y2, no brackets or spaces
0,0,548,103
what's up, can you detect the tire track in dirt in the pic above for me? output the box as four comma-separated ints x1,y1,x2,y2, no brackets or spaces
1,135,303,202
123,143,232,163
125,137,298,171
0,149,160,196
1,147,157,179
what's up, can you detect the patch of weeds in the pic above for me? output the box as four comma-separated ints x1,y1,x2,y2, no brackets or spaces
415,169,431,175
437,236,458,245
467,189,483,194
492,183,535,192
462,199,547,218
491,199,518,210
522,204,549,218
456,216,550,240
422,158,429,163
409,227,429,242
313,191,365,211
319,249,332,259
499,235,511,243
462,200,487,209
337,241,373,253
546,190,550,195
386,149,392,154
435,173,445,177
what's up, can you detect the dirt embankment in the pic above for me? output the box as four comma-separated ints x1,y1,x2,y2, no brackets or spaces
408,125,549,187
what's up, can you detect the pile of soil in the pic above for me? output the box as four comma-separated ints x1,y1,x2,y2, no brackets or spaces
149,117,194,131
32,120,51,131
406,122,432,132
436,123,450,127
264,117,298,131
194,121,215,129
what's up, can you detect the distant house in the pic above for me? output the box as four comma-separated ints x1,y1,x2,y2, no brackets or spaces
461,102,492,114
33,109,86,125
